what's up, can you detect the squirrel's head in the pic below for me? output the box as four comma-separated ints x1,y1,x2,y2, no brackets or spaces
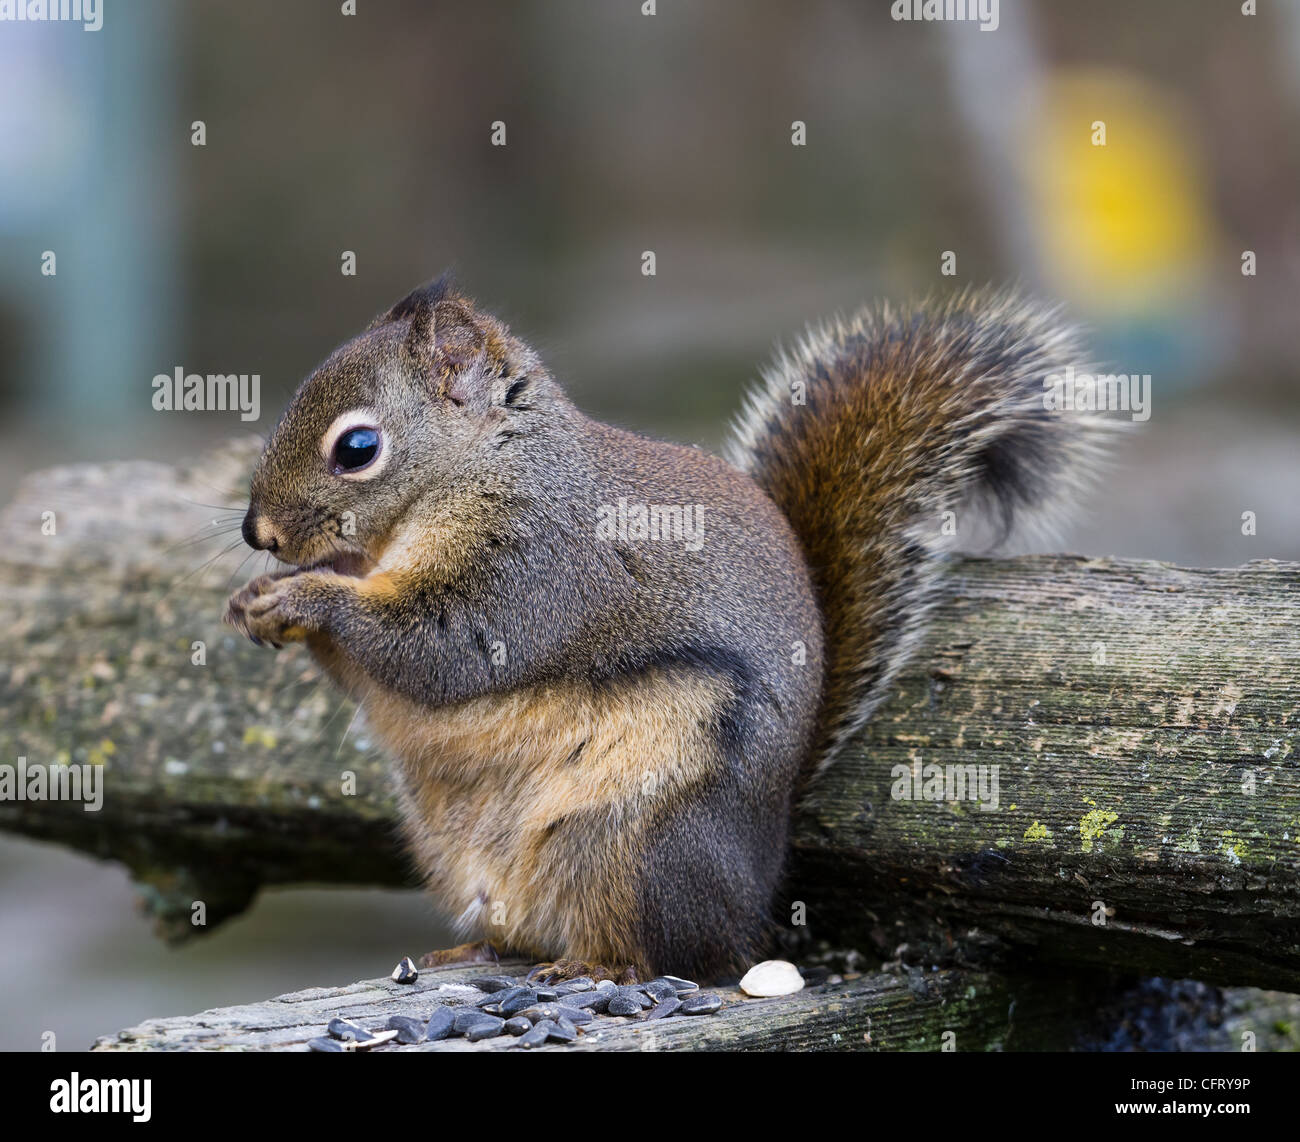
242,274,554,574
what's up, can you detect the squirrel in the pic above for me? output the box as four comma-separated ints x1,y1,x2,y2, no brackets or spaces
225,274,1108,984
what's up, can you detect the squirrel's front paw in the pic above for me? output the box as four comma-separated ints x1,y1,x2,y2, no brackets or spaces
224,572,318,649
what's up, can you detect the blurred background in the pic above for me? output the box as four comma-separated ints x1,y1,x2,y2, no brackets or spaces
1,0,1297,1050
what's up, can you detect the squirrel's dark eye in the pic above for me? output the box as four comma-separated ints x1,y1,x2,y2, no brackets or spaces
332,426,380,473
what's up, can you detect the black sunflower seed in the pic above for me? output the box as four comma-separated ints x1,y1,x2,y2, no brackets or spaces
475,985,520,1008
517,1004,561,1024
679,993,722,1015
658,975,699,995
556,1004,594,1025
615,986,653,1008
520,1020,553,1048
500,989,542,1016
309,1036,351,1052
606,994,642,1017
466,975,517,993
465,1015,505,1041
547,1016,578,1043
503,1017,532,1036
386,1015,427,1044
424,1007,456,1041
327,1018,374,1042
645,996,682,1020
453,1009,502,1034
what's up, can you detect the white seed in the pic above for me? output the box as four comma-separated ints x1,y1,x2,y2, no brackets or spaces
353,1028,399,1050
739,959,805,997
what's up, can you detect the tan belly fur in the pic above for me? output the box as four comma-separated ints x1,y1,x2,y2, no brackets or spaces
314,638,732,963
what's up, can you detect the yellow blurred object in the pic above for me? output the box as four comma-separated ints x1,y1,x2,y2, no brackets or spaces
1025,69,1215,315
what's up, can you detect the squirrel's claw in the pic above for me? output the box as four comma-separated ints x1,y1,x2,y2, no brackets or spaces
418,940,502,970
527,959,641,986
224,573,306,649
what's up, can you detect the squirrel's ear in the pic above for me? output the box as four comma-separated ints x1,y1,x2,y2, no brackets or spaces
373,275,492,406
369,272,458,332
425,299,489,405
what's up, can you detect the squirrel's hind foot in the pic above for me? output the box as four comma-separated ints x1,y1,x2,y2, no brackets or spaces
418,940,502,970
527,959,641,986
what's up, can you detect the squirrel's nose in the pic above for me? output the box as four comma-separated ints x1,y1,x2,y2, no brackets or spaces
242,510,279,552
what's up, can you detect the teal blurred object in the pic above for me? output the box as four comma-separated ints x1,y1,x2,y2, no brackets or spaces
0,1,179,422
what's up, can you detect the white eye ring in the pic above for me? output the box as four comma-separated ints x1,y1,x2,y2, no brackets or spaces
321,408,388,480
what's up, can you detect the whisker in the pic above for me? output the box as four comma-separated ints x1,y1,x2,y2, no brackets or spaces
160,522,244,558
333,704,364,762
223,545,267,596
308,692,355,751
265,661,329,701
157,537,247,605
175,498,248,514
185,474,255,506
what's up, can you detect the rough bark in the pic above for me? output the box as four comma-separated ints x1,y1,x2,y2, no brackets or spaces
795,557,1300,992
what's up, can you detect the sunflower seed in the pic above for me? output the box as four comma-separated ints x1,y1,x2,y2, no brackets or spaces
547,1016,578,1042
352,1029,400,1049
503,1017,532,1036
465,1015,506,1041
466,974,517,992
680,993,722,1015
615,986,653,1008
391,957,419,985
645,996,682,1020
517,1001,592,1025
386,1015,428,1044
500,989,542,1016
520,1020,553,1048
309,1036,353,1052
517,1004,562,1024
658,975,699,995
606,994,642,1017
453,1009,502,1034
424,1007,456,1041
327,1018,375,1043
642,979,679,1002
475,986,517,1008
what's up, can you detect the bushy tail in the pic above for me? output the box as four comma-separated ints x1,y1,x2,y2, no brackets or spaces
726,287,1114,775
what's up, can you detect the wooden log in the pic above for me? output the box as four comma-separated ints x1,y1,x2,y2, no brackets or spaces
86,958,1300,1053
2,442,1298,993
795,556,1300,992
